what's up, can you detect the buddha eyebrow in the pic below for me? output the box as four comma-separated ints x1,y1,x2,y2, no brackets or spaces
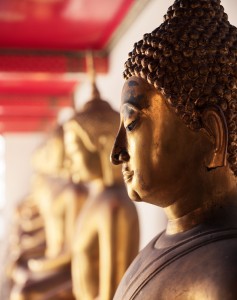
128,80,139,87
123,94,149,110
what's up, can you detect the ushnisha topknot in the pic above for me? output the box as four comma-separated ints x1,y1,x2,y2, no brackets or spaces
70,82,120,151
124,0,237,176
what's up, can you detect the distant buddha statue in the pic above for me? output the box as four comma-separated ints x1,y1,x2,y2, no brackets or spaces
29,126,88,265
63,81,139,300
10,126,87,300
111,0,237,299
6,191,46,285
14,192,44,237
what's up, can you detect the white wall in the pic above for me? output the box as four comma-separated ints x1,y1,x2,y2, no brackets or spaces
5,133,45,212
223,0,237,24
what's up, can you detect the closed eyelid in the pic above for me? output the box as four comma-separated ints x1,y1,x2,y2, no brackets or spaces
121,104,140,122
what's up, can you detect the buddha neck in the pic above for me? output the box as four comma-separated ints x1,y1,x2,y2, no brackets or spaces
165,195,237,235
164,168,237,235
166,207,205,235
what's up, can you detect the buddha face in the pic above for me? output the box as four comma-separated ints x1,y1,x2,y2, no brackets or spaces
64,125,102,183
111,76,212,207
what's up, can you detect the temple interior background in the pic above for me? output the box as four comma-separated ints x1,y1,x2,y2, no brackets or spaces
1,0,237,298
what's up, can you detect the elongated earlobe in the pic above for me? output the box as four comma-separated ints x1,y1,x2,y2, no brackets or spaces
202,106,228,169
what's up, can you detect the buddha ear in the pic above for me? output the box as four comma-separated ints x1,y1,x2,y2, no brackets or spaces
201,106,228,169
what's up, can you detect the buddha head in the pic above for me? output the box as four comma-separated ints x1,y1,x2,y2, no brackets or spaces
31,125,67,176
111,0,237,211
63,83,121,186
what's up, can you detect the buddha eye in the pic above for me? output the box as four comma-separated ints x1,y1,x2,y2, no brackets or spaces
126,119,138,132
122,104,140,132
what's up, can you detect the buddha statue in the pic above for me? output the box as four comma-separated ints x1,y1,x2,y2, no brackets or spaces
9,175,49,253
29,126,88,264
10,192,45,253
10,126,87,300
9,127,68,269
111,0,237,299
6,192,46,284
63,81,139,300
14,193,44,235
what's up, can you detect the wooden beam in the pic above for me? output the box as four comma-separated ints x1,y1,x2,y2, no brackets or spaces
0,95,73,108
0,50,109,74
0,116,57,133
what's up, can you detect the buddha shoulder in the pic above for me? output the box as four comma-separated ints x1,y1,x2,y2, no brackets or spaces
114,230,237,300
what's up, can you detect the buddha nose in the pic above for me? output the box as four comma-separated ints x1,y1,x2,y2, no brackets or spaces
111,145,130,165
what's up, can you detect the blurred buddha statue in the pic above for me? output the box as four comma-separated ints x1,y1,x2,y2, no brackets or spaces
14,192,44,236
63,80,139,300
7,189,46,276
9,126,68,269
10,126,87,300
29,126,88,267
110,0,237,299
6,191,46,287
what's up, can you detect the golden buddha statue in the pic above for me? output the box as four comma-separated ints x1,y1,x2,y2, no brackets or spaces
6,180,47,282
111,0,237,299
63,81,139,300
29,126,88,263
9,127,68,269
10,126,87,300
9,192,45,254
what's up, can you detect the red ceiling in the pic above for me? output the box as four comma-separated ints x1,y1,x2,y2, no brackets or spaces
0,73,77,133
0,0,134,50
0,78,77,95
0,0,137,133
0,78,75,133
